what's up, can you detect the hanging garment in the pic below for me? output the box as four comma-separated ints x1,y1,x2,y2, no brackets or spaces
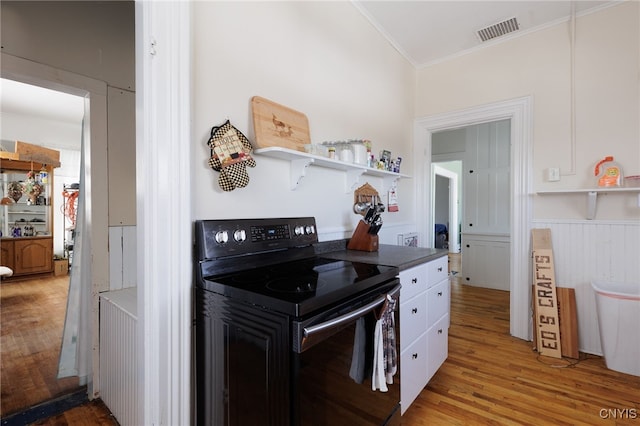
372,295,398,391
349,317,367,384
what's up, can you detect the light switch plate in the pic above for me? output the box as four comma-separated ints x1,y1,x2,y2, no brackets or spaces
547,167,560,182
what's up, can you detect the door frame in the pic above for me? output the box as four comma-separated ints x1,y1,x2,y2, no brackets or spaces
136,2,192,424
413,96,532,341
1,52,110,396
432,164,459,253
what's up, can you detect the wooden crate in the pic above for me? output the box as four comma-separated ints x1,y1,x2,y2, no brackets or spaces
54,259,69,276
0,141,61,167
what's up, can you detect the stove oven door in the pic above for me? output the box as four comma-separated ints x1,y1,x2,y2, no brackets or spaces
292,282,401,426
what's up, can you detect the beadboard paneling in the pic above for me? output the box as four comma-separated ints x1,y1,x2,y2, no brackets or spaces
532,220,640,354
108,226,137,290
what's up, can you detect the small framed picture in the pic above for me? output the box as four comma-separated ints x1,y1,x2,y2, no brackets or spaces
398,232,418,247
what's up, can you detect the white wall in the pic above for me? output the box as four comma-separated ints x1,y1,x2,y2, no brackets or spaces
192,1,416,242
415,2,639,221
0,111,82,150
417,2,639,354
1,1,134,90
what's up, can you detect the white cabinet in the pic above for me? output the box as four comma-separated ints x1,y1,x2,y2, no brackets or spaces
461,234,510,291
399,255,450,414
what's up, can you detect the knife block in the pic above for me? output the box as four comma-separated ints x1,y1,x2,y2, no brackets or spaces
347,220,379,252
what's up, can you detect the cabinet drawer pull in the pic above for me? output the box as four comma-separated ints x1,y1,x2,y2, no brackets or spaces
437,267,443,272
438,329,443,334
437,291,442,296
411,307,418,314
411,277,417,284
412,353,418,359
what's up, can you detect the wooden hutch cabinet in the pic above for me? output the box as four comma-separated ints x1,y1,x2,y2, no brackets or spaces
1,142,60,280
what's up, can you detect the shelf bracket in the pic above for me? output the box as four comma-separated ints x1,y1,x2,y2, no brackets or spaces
586,191,597,220
381,175,401,195
290,158,314,190
345,169,366,193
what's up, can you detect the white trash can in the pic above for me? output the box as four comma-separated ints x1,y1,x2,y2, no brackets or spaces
591,281,640,377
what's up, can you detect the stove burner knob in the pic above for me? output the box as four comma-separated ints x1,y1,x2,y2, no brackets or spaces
294,225,305,236
215,230,229,244
305,225,315,235
233,229,246,242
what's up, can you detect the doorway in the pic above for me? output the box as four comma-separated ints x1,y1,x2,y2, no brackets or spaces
433,121,511,292
413,96,533,341
0,78,85,416
1,52,111,411
432,162,460,254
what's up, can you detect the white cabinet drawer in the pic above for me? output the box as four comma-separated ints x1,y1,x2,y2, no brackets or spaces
427,255,448,288
427,279,450,327
399,263,428,301
426,314,449,381
400,293,427,346
400,332,428,414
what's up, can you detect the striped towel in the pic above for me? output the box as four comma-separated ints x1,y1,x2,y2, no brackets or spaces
372,295,397,391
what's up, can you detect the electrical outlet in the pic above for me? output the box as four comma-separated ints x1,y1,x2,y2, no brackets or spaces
547,167,560,182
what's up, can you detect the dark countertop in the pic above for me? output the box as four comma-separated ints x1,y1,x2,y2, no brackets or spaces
316,241,448,271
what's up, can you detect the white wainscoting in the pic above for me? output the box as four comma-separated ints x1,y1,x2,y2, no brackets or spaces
99,288,138,426
108,226,137,291
532,220,640,355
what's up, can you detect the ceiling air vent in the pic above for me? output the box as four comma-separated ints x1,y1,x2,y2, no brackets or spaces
477,17,520,42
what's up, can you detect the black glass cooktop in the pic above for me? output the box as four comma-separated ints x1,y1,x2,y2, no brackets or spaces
202,257,399,317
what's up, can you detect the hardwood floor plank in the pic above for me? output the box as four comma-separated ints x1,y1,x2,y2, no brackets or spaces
401,254,640,425
1,275,80,417
5,253,639,424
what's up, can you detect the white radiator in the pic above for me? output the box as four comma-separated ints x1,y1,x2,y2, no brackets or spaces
532,220,640,354
100,287,138,426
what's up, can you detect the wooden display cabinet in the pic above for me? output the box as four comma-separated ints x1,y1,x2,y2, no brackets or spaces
1,237,53,275
1,150,58,279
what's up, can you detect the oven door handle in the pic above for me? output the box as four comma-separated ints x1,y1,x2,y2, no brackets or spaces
303,283,401,338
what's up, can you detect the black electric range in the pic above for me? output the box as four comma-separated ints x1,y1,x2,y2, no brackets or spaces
195,217,398,318
194,217,401,426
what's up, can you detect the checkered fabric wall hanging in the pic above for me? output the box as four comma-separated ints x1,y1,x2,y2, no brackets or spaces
207,120,256,191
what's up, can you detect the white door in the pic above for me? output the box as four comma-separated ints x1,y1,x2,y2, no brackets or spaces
462,120,510,290
433,119,510,291
463,120,510,235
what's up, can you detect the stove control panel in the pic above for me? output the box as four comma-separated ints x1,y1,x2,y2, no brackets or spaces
195,217,318,260
251,223,291,242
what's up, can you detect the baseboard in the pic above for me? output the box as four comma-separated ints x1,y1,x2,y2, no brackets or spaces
1,387,87,426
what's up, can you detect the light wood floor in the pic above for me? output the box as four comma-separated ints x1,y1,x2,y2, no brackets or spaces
401,253,640,425
1,274,118,425
4,255,639,424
